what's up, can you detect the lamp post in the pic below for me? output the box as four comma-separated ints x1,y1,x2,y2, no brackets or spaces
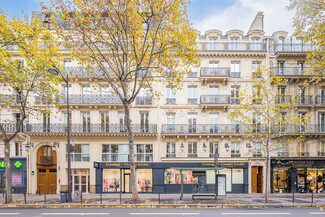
48,66,72,202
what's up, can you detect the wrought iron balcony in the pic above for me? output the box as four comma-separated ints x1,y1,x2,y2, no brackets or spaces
187,72,198,78
275,95,292,104
231,153,241,157
64,66,105,77
315,96,325,105
277,152,289,157
35,96,55,105
200,95,231,104
200,67,230,77
318,152,325,157
230,72,241,78
271,67,314,76
295,95,313,105
135,96,152,105
253,153,262,158
25,123,157,134
0,95,19,104
0,123,25,133
198,42,267,52
57,94,122,105
274,43,314,53
296,152,309,157
166,98,176,104
187,98,198,104
188,153,198,158
166,153,176,158
162,124,252,134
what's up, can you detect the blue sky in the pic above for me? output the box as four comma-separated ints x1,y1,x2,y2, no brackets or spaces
0,0,295,35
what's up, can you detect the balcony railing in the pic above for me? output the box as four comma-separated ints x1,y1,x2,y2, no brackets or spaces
198,42,267,52
315,96,325,105
252,153,262,158
318,152,325,157
166,98,176,104
231,153,241,157
187,72,198,78
25,123,157,133
135,96,152,105
200,95,231,104
295,95,313,105
188,153,198,158
166,153,176,158
275,95,292,104
57,94,122,104
271,67,314,76
0,95,19,104
39,156,53,164
200,67,230,77
277,152,289,157
187,98,198,104
274,43,314,53
296,152,309,157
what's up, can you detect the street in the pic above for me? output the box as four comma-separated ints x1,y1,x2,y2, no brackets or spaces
0,208,324,217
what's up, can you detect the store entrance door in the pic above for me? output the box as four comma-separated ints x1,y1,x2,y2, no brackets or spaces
122,169,131,193
251,166,263,193
297,169,306,193
37,146,57,194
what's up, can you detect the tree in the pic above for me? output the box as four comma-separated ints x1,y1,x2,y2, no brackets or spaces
228,67,309,202
288,0,325,80
50,0,199,201
0,12,61,203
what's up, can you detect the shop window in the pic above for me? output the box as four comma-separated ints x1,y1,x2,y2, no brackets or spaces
67,144,90,162
164,169,198,184
71,169,90,193
273,168,290,193
137,169,152,192
103,169,120,192
232,169,243,184
11,172,23,187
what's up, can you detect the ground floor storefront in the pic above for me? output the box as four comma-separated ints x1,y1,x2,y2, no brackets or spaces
0,158,27,193
94,162,249,194
271,158,325,193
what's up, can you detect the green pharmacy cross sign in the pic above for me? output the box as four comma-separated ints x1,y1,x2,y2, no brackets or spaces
0,161,23,169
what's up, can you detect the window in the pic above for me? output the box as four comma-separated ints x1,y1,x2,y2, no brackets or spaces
297,142,307,156
164,169,198,184
43,113,50,132
252,85,262,104
209,113,219,133
231,62,240,77
231,86,240,104
251,38,260,50
102,144,129,162
297,62,304,75
319,142,325,156
166,142,176,158
253,113,261,133
82,112,91,132
119,112,126,132
82,86,91,103
209,38,218,50
166,86,176,104
140,112,149,133
209,142,218,157
63,60,72,70
166,113,176,133
13,142,22,157
100,86,110,103
188,142,197,158
253,142,262,157
277,143,288,157
100,112,109,132
252,62,261,77
188,86,197,104
279,112,286,132
135,144,153,162
68,144,90,162
277,62,285,75
230,38,239,50
298,112,306,132
188,113,197,133
318,88,325,104
231,142,240,157
277,86,287,104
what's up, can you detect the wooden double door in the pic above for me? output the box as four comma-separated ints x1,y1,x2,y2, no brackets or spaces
251,166,263,193
37,146,57,194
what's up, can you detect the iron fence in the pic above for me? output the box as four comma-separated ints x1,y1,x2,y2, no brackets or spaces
57,94,122,104
274,43,314,53
200,67,230,77
198,42,267,51
271,67,314,76
200,95,231,104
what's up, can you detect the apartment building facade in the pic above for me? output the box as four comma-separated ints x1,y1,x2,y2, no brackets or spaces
0,12,323,195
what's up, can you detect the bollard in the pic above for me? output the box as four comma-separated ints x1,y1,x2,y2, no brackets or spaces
158,190,161,204
292,192,295,203
2,188,4,197
44,192,47,204
120,191,122,204
312,191,314,203
80,191,82,204
100,187,102,204
24,191,27,204
5,190,7,204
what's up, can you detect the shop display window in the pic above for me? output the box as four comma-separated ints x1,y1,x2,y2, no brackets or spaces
137,169,152,192
232,169,243,184
164,169,198,184
103,169,120,192
11,172,23,187
273,169,289,193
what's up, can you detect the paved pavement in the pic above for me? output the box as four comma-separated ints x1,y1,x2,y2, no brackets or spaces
0,207,324,217
0,193,324,208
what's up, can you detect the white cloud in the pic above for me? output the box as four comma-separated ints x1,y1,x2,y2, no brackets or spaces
193,0,295,36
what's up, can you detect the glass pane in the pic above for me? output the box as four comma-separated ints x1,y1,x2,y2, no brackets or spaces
137,169,152,192
103,169,120,192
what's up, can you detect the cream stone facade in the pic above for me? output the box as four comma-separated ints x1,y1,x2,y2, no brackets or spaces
0,11,324,195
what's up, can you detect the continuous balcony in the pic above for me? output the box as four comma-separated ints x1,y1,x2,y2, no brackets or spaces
135,96,153,106
200,67,232,83
277,152,289,157
200,95,234,110
296,152,309,157
271,67,314,78
315,96,325,107
275,95,292,104
198,42,267,52
56,94,122,107
295,95,313,107
273,43,314,58
25,123,157,134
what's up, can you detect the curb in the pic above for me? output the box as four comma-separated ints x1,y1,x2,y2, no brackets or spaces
0,203,323,209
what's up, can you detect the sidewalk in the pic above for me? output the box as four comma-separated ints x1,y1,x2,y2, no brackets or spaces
0,193,324,208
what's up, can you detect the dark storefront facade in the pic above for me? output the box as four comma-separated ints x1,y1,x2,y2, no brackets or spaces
271,158,325,193
94,162,248,194
0,158,27,193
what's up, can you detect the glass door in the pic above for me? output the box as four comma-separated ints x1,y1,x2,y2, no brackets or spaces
82,112,91,132
140,112,149,133
319,113,325,133
122,169,131,193
188,113,197,133
209,113,219,133
119,112,126,132
82,86,90,103
167,114,175,133
100,112,109,132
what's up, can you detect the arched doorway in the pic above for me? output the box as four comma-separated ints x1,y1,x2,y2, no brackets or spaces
37,145,57,194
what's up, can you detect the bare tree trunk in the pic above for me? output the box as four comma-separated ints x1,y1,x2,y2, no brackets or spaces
265,139,270,203
4,140,12,203
124,103,139,202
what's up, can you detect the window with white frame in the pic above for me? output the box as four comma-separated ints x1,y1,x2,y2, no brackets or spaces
231,62,240,77
135,144,153,162
253,113,261,133
231,86,240,104
166,86,176,104
252,62,261,77
231,142,240,157
209,38,218,50
319,142,325,156
188,86,197,104
188,142,197,158
166,142,176,158
230,38,239,50
277,143,288,157
209,142,218,157
166,113,176,133
102,144,128,162
252,142,262,157
67,144,90,162
13,142,22,157
251,38,260,50
297,142,307,156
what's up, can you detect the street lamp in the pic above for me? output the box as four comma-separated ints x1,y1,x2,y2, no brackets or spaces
48,66,72,202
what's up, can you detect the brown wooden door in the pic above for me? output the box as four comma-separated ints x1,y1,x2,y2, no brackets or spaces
257,167,263,193
251,166,258,193
37,146,57,194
